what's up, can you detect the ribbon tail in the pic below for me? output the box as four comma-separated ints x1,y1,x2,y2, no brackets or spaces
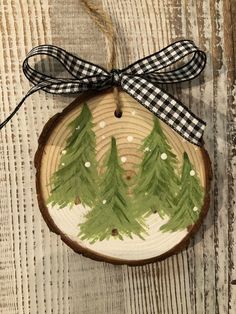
0,81,55,130
121,75,206,146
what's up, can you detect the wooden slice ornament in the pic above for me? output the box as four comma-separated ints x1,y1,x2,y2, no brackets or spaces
35,89,212,265
0,1,212,266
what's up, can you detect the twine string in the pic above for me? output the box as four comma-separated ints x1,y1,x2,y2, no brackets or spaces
80,0,122,115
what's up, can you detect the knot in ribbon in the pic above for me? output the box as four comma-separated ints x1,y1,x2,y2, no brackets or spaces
0,40,206,146
110,69,121,86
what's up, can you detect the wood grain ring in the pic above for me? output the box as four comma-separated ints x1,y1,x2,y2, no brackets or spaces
34,88,212,266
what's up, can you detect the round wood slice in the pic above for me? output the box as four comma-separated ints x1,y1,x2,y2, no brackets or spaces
34,88,212,265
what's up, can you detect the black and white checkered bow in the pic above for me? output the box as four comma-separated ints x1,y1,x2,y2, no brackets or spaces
0,40,206,146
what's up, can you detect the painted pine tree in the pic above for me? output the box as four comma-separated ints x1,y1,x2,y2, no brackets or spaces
160,152,204,232
47,103,98,208
133,118,179,218
79,137,147,243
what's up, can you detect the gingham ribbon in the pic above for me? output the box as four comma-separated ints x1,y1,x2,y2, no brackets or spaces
0,40,206,145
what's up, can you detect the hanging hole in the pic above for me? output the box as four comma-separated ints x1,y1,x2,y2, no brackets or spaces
114,110,123,118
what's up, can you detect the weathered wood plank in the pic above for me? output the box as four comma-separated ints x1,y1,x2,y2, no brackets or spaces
0,0,235,313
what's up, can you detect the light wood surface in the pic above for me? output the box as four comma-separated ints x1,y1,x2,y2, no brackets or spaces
0,0,235,313
36,90,211,265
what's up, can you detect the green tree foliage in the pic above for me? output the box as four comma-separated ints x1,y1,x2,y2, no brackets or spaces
47,103,98,208
79,137,147,243
160,152,204,232
133,118,179,218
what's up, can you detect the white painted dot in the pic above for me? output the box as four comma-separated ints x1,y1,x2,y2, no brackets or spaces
61,163,65,166
61,150,67,155
193,206,198,212
85,161,91,168
131,110,136,116
190,170,196,176
102,200,107,204
121,156,127,163
127,135,134,142
76,125,80,130
161,153,167,160
99,121,106,128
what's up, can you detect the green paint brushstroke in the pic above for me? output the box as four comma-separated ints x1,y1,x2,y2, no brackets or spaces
160,152,204,232
132,118,179,219
47,103,98,209
79,137,147,243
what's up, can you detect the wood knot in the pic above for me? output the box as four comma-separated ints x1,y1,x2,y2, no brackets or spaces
74,196,80,205
111,228,119,236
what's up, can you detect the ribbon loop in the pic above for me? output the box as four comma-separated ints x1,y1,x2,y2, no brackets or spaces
23,45,109,85
0,40,207,146
123,40,206,84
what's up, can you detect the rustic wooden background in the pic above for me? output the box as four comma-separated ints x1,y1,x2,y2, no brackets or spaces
0,0,235,313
